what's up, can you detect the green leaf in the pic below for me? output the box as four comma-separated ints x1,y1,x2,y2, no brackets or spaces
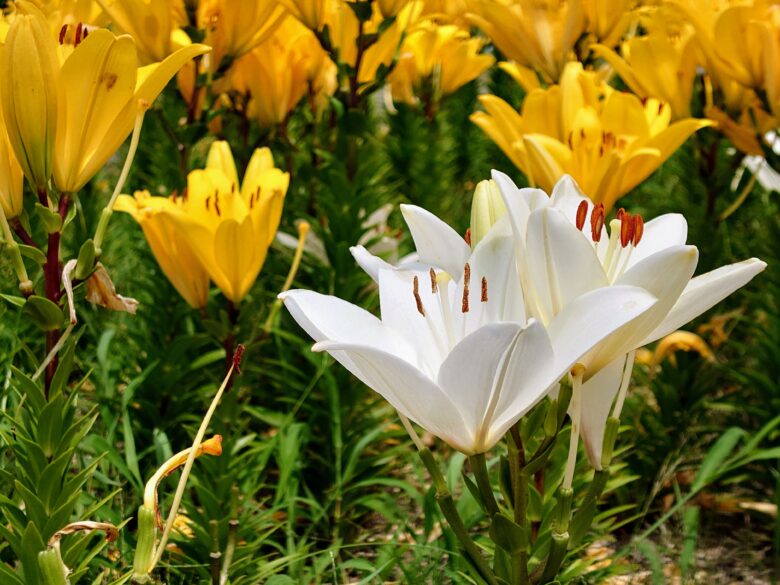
10,367,45,414
34,202,62,233
18,244,47,265
1,294,26,308
15,481,47,529
0,561,25,585
692,427,747,492
36,396,65,458
74,239,96,280
23,296,64,332
20,522,46,585
38,450,73,511
489,514,528,554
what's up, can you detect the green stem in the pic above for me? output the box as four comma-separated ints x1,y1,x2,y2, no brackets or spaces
469,453,499,517
417,448,499,585
540,487,573,582
508,429,530,584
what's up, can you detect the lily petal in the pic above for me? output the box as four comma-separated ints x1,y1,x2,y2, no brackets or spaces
546,284,657,374
437,322,527,449
586,245,699,372
641,258,767,344
579,355,625,469
313,340,472,453
280,289,413,362
400,204,471,277
525,207,608,324
627,213,688,269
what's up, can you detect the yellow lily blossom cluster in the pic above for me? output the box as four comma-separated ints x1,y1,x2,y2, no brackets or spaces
471,62,712,210
222,18,337,127
466,0,636,85
389,20,494,106
593,1,780,155
116,141,289,307
0,1,208,195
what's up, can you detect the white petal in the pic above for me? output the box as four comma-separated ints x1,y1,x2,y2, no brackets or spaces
483,320,559,445
350,245,394,283
545,285,657,374
493,169,549,244
400,204,471,277
437,322,526,450
378,268,449,375
627,213,688,269
642,257,767,344
586,245,699,372
281,289,405,355
525,207,608,324
313,340,473,453
579,356,626,470
550,175,590,220
450,229,526,336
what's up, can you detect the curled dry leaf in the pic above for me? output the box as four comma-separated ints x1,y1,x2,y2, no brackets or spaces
86,263,139,315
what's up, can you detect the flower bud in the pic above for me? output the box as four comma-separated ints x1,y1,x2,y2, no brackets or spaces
469,179,506,247
0,118,24,219
1,1,59,190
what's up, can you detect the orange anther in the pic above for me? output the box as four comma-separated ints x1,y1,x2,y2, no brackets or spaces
575,200,588,231
632,215,644,246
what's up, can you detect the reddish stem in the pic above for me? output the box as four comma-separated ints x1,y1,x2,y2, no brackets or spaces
42,192,70,395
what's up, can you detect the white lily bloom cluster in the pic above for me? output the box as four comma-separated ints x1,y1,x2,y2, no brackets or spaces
281,174,766,462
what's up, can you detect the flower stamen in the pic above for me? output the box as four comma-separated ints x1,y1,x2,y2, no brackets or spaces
462,263,471,313
429,268,438,294
590,202,605,242
413,275,425,316
575,200,588,231
481,276,488,303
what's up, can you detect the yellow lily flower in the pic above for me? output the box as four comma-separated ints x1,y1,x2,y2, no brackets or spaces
227,18,336,127
389,21,494,105
325,0,417,84
143,434,222,515
53,27,209,193
0,108,24,219
114,191,210,309
471,62,713,210
163,141,289,303
591,9,699,119
467,0,585,84
0,1,60,190
198,0,287,69
378,0,411,18
582,0,635,49
96,0,188,63
279,0,326,29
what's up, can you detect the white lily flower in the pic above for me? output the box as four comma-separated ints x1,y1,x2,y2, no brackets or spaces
494,171,768,467
282,226,658,455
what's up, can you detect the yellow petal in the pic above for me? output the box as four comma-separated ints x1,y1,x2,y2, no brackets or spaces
54,30,137,192
206,140,240,187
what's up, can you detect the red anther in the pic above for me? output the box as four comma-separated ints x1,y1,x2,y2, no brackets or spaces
75,22,83,46
232,344,245,373
657,101,664,115
567,132,574,149
575,200,588,231
205,195,211,211
632,215,644,246
620,211,633,247
461,263,471,313
59,24,68,45
413,275,425,316
464,228,471,246
429,268,438,294
481,276,488,303
616,207,625,221
83,27,89,39
590,202,605,242
231,183,236,194
214,190,221,216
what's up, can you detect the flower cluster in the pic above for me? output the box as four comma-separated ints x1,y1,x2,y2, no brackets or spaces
283,174,765,462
